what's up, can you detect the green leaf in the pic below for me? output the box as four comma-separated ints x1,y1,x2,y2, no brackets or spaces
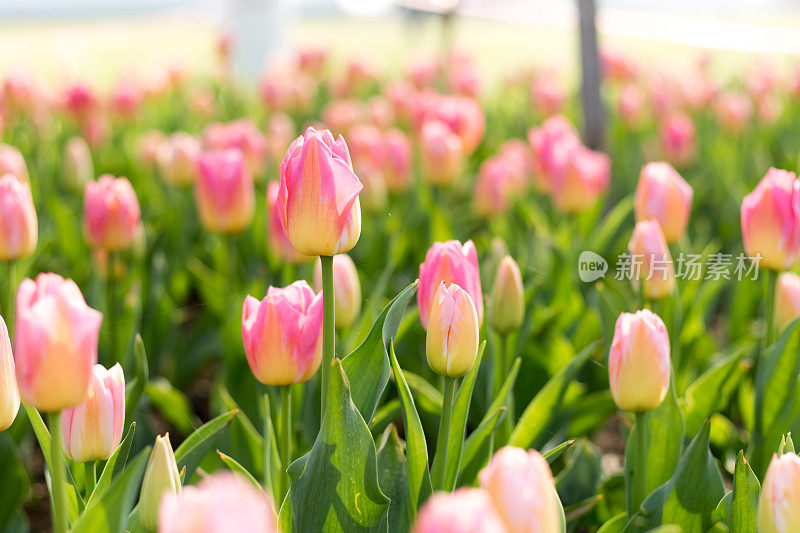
587,195,634,254
370,399,400,436
544,440,576,462
342,281,418,424
145,378,196,435
509,341,599,448
124,334,149,427
556,439,602,507
261,393,282,505
779,433,796,454
458,408,506,486
730,451,760,533
217,386,264,481
280,358,389,532
484,357,521,425
402,370,443,413
85,422,136,508
597,512,627,533
376,425,411,533
216,450,262,491
0,433,29,528
174,409,238,482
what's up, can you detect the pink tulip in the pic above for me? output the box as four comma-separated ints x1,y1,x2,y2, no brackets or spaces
758,94,783,125
203,119,268,180
110,77,143,118
195,149,255,234
527,115,581,193
382,128,411,192
266,182,310,264
63,137,94,190
15,273,102,411
659,113,695,166
432,95,485,154
0,144,29,183
479,446,562,533
157,132,201,187
426,282,480,378
277,126,363,256
82,111,110,149
0,316,19,431
758,453,800,533
61,82,97,120
313,254,361,330
2,70,40,115
0,174,37,261
138,130,167,169
551,146,611,214
242,281,323,386
407,56,440,90
413,488,508,533
716,91,753,134
609,309,671,412
741,168,800,271
348,123,384,173
366,96,395,129
634,162,693,243
629,220,675,299
473,156,526,218
776,273,800,331
297,46,328,76
265,112,296,164
420,120,464,186
600,49,639,82
159,472,277,533
498,139,533,183
531,73,566,117
618,84,645,127
84,175,142,252
418,240,483,329
61,363,125,462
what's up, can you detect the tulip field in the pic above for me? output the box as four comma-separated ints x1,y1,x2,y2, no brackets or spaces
4,17,800,533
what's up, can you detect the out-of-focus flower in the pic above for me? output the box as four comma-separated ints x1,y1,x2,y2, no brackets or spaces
189,87,216,117
420,120,464,186
406,56,440,90
140,433,181,532
159,472,277,533
757,93,783,125
551,146,611,214
203,119,268,180
242,281,322,386
0,174,37,261
473,156,526,218
385,81,415,123
600,49,639,83
366,96,395,129
776,272,800,331
419,240,483,329
498,139,532,183
741,168,800,271
297,46,328,76
265,112,296,165
82,111,109,149
61,363,125,462
15,273,102,411
0,144,29,183
0,316,19,431
266,182,310,264
138,130,167,169
412,488,508,533
609,309,671,412
277,127,362,256
489,256,524,335
527,115,581,193
321,99,362,137
746,59,779,100
313,254,361,330
629,220,675,299
61,81,97,120
659,112,695,167
3,70,41,115
618,83,646,127
195,149,254,234
110,77,143,118
434,95,485,154
84,175,142,252
479,446,562,533
63,137,94,190
634,161,693,243
426,282,479,378
716,91,753,134
758,453,800,533
531,73,566,117
157,132,201,187
382,128,411,192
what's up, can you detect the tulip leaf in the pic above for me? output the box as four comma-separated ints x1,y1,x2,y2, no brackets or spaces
124,334,149,427
217,385,265,483
280,358,389,532
341,280,418,424
587,195,634,255
458,407,506,486
0,433,29,529
556,439,602,507
544,440,576,462
369,399,400,437
71,447,149,533
261,392,282,505
389,341,433,516
509,340,599,449
730,451,760,533
401,370,443,416
376,425,411,533
597,512,627,533
216,450,262,491
174,409,238,483
484,357,521,425
86,422,136,508
145,378,196,435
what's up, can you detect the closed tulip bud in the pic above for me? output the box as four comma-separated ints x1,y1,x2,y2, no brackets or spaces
266,182,311,264
776,273,800,331
490,256,524,334
382,129,412,192
138,130,167,169
527,115,581,193
426,283,480,378
195,149,255,234
139,434,182,533
434,95,485,154
15,273,102,411
277,127,363,256
419,240,483,328
412,488,508,533
159,472,277,533
202,120,268,180
313,254,361,330
157,132,201,187
758,453,800,533
0,174,38,261
618,83,645,127
716,91,753,134
659,112,695,167
634,162,693,243
741,168,800,271
473,156,526,219
0,144,29,183
242,281,323,386
479,446,562,533
84,175,142,252
609,309,671,412
629,220,675,299
61,363,125,462
0,316,19,431
63,137,94,190
420,120,464,186
552,146,611,214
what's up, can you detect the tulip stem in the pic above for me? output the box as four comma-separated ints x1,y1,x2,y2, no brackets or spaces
280,385,292,500
85,461,97,497
434,377,457,491
3,260,14,334
106,251,118,365
320,255,335,416
49,411,69,533
630,411,648,516
763,269,777,354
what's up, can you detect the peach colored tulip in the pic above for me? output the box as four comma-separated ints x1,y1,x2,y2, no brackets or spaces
203,119,268,180
634,162,693,243
110,77,143,118
195,149,255,234
531,73,566,117
551,146,611,214
0,174,37,261
159,472,277,533
629,220,675,299
426,283,480,378
758,453,800,533
265,112,296,164
420,120,464,186
157,132,201,187
419,240,483,329
0,144,28,183
61,363,125,462
15,273,102,411
479,446,562,533
432,95,485,154
84,175,142,252
473,156,526,218
313,254,361,330
659,113,695,167
382,128,411,192
63,137,94,190
242,281,323,386
618,84,645,127
138,130,167,169
527,115,581,193
741,168,800,271
776,272,800,331
266,182,310,264
412,488,508,533
716,91,753,134
609,309,671,412
0,316,19,431
277,127,363,256
490,256,524,335
139,433,182,532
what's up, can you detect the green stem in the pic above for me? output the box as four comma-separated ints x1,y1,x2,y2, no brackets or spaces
630,411,648,516
280,386,292,499
3,260,14,335
501,334,515,441
106,252,118,366
85,461,96,498
433,377,457,491
49,412,68,533
262,392,276,502
763,269,777,354
320,255,335,416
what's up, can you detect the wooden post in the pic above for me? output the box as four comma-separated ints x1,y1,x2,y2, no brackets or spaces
578,0,605,150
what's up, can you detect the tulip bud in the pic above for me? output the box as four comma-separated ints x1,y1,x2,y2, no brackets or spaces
157,132,201,187
659,112,695,166
716,91,753,134
138,131,167,169
478,446,562,533
758,453,800,533
277,127,363,256
618,83,645,127
420,120,464,186
490,256,524,335
61,363,125,462
202,119,268,181
195,149,255,234
433,95,485,154
412,488,508,533
63,137,94,190
634,162,693,243
0,144,29,183
527,115,581,193
15,273,102,411
159,472,277,533
84,175,142,252
552,146,611,214
242,281,323,386
473,156,526,219
629,220,675,299
609,309,671,412
776,273,800,331
741,168,800,271
313,254,361,330
139,434,182,533
0,316,19,431
0,174,38,261
418,240,483,329
426,283,480,378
